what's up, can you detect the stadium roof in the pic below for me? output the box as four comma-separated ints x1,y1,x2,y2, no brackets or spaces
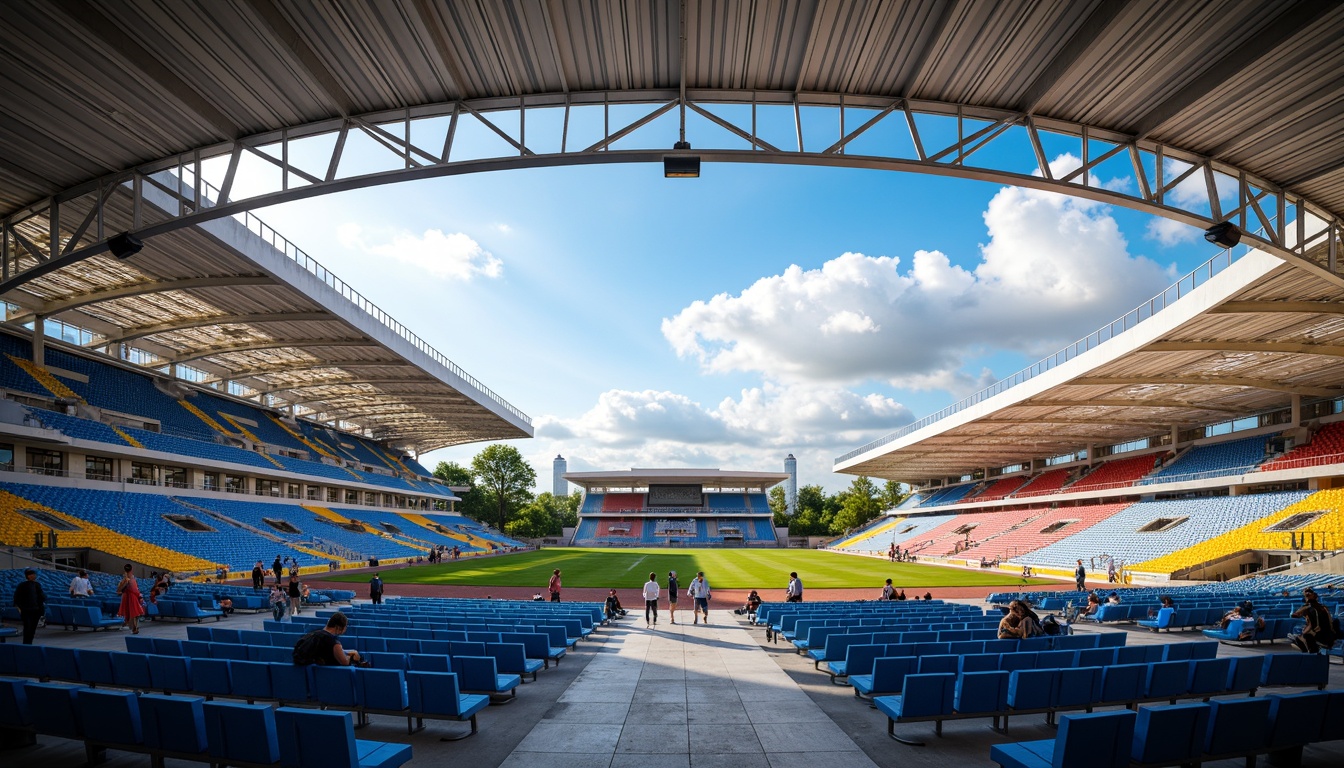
835,247,1344,482
563,468,789,492
2,1,1343,453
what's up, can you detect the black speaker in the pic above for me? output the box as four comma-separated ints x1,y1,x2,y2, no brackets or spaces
108,231,144,259
1204,222,1241,249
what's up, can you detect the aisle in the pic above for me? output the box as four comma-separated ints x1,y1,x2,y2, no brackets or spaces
501,616,878,768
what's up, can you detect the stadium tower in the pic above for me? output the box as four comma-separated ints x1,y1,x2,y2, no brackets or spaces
553,455,569,497
784,454,798,515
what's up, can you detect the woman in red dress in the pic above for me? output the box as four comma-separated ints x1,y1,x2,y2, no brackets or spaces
117,564,146,634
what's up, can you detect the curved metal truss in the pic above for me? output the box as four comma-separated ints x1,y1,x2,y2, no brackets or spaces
3,90,1342,295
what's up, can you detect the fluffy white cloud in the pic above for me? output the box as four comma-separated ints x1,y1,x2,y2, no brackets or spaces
662,157,1172,387
1146,217,1203,247
337,224,502,281
526,383,912,491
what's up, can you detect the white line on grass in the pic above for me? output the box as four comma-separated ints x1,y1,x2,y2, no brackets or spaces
621,556,647,575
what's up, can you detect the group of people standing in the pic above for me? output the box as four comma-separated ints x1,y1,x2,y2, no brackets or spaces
640,570,712,627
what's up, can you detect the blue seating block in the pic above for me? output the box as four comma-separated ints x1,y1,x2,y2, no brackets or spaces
275,707,413,768
1130,702,1208,766
1203,698,1272,758
204,700,280,765
990,710,1136,768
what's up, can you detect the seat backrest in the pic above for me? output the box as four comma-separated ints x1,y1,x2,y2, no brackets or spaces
406,670,464,716
1034,650,1078,670
1077,648,1117,667
1319,690,1344,742
203,700,279,765
1007,668,1057,710
12,645,47,680
953,670,1008,714
0,678,30,727
138,693,208,755
274,707,361,768
110,651,153,688
1131,702,1209,764
918,654,960,674
1186,658,1232,696
358,668,408,711
1144,660,1192,699
229,660,274,700
25,681,86,739
313,664,361,707
871,656,918,694
408,653,452,673
1098,663,1146,704
77,688,143,747
270,663,313,705
1053,710,1135,768
1188,641,1218,660
147,654,193,692
1226,655,1264,693
1265,692,1328,749
1053,666,1101,708
1204,698,1272,756
895,673,955,718
998,652,1037,673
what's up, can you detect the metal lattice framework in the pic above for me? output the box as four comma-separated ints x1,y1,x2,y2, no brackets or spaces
3,92,1342,294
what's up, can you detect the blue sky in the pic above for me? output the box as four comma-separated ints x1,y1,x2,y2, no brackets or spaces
243,137,1220,494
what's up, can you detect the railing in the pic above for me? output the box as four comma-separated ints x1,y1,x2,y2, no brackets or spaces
837,242,1247,464
167,171,530,426
1258,451,1344,472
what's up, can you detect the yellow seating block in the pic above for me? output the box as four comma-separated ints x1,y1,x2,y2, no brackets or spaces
7,355,84,401
109,425,143,449
1132,489,1344,575
0,489,217,572
178,399,233,435
832,517,905,550
265,414,340,460
399,512,489,550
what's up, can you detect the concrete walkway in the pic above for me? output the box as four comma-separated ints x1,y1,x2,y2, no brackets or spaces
501,617,877,768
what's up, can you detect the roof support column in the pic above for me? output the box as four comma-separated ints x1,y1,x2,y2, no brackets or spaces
31,315,44,366
1290,394,1302,427
1170,424,1180,449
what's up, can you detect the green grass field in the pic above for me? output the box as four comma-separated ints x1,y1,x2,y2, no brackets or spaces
324,548,1054,590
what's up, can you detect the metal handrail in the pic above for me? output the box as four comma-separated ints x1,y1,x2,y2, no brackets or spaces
837,242,1247,464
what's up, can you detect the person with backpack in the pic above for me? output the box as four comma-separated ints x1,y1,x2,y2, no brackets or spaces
293,612,364,667
369,573,383,605
1290,587,1336,654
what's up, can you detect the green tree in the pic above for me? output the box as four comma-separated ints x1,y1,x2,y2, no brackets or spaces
767,485,789,526
831,476,882,534
879,480,908,511
787,484,831,536
433,461,472,486
512,491,582,538
434,460,488,522
469,445,536,533
505,503,555,538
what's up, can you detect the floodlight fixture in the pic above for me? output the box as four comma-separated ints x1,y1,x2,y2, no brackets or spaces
664,142,700,178
1204,221,1242,249
108,231,144,260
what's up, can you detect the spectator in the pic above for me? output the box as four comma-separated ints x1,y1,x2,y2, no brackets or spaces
269,584,288,621
1107,560,1117,583
1107,591,1121,604
13,568,46,644
690,571,712,625
252,561,265,591
288,576,302,616
737,590,762,616
1290,588,1335,654
605,589,626,621
68,569,93,599
888,543,896,562
785,572,803,603
1074,559,1086,591
548,569,562,602
218,596,234,616
896,589,907,601
642,572,660,628
272,556,284,587
369,573,384,605
117,564,145,635
998,600,1044,639
294,612,363,667
923,592,932,601
881,579,896,600
667,571,680,625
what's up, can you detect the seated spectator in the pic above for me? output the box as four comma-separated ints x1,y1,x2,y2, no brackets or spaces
1147,595,1175,618
217,596,233,616
293,612,364,667
896,590,906,601
998,600,1044,639
881,579,896,600
605,589,627,620
1107,591,1121,604
1290,588,1336,654
923,592,932,601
